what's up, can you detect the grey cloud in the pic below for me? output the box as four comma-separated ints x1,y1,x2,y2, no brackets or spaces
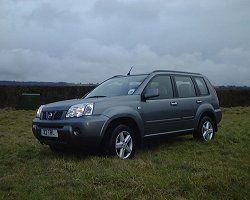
1,44,249,86
28,2,81,27
0,0,250,86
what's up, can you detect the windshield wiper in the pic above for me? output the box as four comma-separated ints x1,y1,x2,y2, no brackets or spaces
87,95,107,98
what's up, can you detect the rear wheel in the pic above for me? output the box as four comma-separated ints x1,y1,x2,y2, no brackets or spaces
194,116,215,141
109,124,136,159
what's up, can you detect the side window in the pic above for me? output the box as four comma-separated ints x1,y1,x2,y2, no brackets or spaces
174,76,196,98
145,75,173,99
194,77,209,95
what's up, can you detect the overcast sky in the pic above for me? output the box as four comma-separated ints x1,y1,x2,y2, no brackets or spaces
0,0,250,85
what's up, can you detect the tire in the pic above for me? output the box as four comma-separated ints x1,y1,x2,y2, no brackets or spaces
194,116,215,141
108,124,136,159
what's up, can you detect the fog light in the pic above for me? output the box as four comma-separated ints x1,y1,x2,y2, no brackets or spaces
73,128,80,136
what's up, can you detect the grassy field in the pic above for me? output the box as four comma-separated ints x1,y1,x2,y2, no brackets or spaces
0,107,249,200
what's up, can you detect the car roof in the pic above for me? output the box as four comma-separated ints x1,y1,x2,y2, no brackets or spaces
111,70,202,79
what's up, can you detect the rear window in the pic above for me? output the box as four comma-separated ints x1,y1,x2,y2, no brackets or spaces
174,76,196,98
194,77,209,95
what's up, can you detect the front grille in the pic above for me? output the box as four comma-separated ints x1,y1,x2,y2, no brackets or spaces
54,111,63,120
41,111,64,120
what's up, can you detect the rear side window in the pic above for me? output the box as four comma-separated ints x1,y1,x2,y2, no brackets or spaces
174,76,196,98
145,75,173,99
194,77,209,95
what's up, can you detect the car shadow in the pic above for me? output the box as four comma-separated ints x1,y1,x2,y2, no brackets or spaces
141,134,194,150
38,135,194,159
56,147,105,158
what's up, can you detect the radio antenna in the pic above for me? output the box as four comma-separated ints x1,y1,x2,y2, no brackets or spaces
127,66,133,75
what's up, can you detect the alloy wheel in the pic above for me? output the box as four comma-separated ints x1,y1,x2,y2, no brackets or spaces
115,131,133,159
202,121,214,141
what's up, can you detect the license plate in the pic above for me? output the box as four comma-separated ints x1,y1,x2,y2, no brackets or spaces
41,129,58,138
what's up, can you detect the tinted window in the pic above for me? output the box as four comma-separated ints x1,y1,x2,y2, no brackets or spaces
194,77,209,95
174,76,196,98
145,75,173,99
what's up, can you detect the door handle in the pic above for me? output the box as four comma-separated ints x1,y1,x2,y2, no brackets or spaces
171,102,178,106
196,100,202,104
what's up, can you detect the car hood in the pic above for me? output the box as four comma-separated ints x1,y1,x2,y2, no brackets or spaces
42,96,139,111
42,98,104,111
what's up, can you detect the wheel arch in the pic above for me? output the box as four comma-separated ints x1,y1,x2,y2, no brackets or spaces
195,110,218,132
100,116,143,148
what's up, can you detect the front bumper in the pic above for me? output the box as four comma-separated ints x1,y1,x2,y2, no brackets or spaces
32,115,109,147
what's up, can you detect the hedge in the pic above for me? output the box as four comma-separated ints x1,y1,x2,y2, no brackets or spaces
0,85,249,109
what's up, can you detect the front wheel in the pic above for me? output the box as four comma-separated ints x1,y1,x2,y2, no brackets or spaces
109,124,136,159
194,116,215,141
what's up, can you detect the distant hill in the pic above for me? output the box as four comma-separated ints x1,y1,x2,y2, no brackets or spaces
0,81,96,87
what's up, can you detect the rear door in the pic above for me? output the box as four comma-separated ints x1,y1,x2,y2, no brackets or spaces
172,75,200,130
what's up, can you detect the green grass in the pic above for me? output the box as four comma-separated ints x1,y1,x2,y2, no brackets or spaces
0,107,249,200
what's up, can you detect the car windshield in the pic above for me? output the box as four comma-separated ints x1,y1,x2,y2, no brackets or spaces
85,75,147,98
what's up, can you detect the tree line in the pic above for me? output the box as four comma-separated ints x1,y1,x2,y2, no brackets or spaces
0,85,249,109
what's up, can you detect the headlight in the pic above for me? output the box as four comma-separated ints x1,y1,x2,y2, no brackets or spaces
36,105,45,118
66,103,94,118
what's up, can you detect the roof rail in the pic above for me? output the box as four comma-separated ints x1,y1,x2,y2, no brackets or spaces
111,75,124,78
151,70,201,75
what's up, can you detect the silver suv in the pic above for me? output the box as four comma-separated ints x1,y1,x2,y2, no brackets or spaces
32,70,222,159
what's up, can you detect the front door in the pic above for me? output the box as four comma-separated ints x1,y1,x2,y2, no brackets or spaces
141,75,180,136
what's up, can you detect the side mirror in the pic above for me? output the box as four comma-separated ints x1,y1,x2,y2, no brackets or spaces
143,88,159,99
